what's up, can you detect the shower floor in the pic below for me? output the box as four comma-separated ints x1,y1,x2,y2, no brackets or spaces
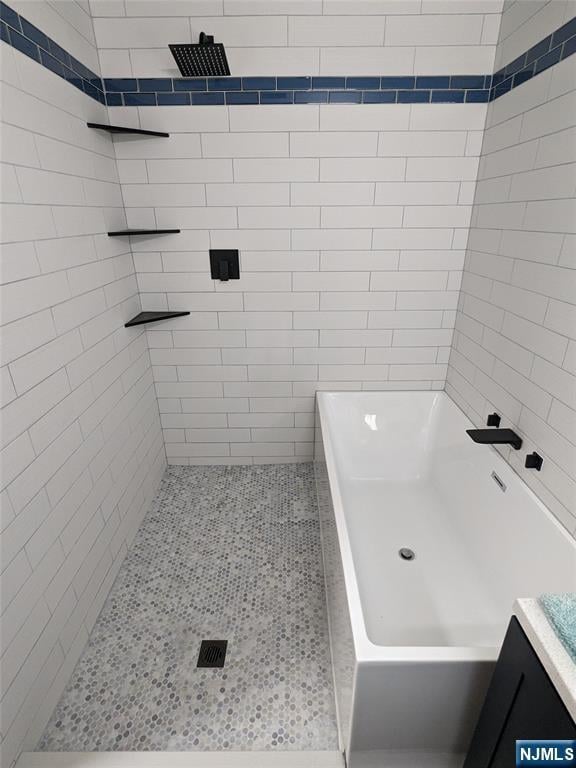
39,464,338,752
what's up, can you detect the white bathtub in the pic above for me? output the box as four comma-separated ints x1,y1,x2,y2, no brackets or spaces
314,391,576,768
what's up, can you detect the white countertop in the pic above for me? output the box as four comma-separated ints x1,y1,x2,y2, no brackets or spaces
514,598,576,721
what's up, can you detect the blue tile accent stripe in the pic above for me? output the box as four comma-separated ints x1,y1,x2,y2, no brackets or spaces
0,1,105,103
1,2,574,108
489,15,576,100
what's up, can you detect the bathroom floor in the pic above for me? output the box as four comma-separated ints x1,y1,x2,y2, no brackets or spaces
38,464,338,752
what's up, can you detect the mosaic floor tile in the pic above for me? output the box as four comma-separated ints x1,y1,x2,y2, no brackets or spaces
38,463,338,752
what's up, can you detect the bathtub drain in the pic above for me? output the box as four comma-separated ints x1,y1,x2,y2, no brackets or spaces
399,548,415,561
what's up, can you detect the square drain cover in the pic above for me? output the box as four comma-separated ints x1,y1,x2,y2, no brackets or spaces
197,639,227,668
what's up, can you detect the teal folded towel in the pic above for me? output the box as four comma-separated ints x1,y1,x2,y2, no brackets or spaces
539,593,576,663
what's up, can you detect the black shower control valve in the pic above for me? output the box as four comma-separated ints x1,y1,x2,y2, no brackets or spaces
525,452,543,471
210,249,239,281
486,412,501,427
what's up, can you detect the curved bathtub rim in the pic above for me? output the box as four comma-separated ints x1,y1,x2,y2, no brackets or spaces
315,389,575,666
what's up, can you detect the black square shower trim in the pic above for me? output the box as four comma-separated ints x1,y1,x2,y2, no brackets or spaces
210,249,240,281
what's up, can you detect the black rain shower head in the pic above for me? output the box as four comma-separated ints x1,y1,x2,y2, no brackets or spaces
169,32,230,77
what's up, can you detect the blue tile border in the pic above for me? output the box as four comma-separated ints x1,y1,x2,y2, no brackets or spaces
0,2,574,108
1,1,106,103
313,76,345,89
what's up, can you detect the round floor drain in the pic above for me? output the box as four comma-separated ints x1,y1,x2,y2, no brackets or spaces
399,548,415,561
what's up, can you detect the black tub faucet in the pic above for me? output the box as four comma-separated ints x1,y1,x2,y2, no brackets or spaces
466,428,523,450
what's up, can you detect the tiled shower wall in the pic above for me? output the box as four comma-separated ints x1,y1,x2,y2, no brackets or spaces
446,0,576,536
0,4,165,766
90,0,502,78
1,3,575,766
97,0,502,464
115,101,488,464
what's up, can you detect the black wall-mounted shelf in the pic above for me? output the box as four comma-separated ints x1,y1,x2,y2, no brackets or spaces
108,229,180,237
125,311,190,328
88,122,169,137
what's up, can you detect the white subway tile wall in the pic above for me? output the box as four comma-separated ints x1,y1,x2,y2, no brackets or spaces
113,98,486,464
446,1,576,538
10,0,101,73
89,0,504,77
2,1,576,766
0,15,165,768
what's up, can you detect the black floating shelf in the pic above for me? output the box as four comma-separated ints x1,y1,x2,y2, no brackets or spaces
125,311,190,328
108,229,180,237
87,122,169,138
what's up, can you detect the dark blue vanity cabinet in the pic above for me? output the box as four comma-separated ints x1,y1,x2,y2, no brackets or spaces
465,617,575,768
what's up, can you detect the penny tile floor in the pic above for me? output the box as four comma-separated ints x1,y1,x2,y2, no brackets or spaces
38,463,338,752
